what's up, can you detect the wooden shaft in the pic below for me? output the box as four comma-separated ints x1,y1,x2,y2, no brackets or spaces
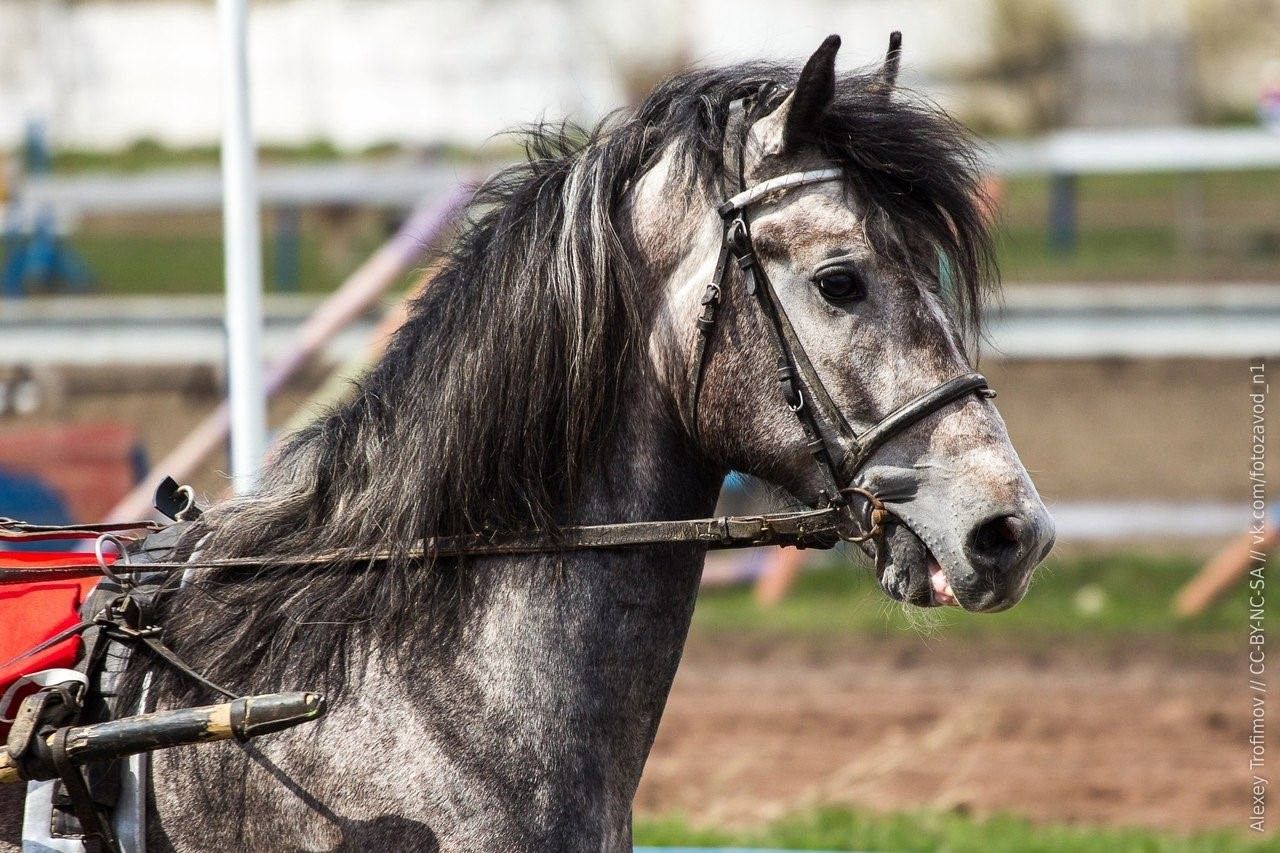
1,692,324,783
1175,527,1280,617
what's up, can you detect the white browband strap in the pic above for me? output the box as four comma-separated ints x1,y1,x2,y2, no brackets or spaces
721,168,844,213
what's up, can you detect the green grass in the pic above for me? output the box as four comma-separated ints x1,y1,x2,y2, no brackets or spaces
635,806,1273,852
68,232,227,295
4,164,1277,295
994,169,1280,282
42,137,503,174
691,550,1268,650
67,229,395,296
48,138,359,173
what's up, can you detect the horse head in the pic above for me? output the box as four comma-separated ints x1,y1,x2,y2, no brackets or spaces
643,35,1055,612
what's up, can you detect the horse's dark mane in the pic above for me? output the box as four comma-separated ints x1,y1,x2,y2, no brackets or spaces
138,60,995,700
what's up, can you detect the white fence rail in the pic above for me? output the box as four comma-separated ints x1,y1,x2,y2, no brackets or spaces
986,127,1280,176
2,284,1275,366
8,126,1280,228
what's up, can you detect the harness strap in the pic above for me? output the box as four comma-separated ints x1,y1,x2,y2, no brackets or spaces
718,168,844,215
753,261,859,468
133,634,236,701
0,518,163,543
97,594,239,700
685,240,732,442
685,95,751,440
685,93,856,492
50,726,122,853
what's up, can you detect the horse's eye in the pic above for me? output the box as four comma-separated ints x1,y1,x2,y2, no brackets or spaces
814,270,866,304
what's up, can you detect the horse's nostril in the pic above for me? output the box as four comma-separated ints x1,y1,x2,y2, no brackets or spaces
993,515,1024,544
968,514,1027,569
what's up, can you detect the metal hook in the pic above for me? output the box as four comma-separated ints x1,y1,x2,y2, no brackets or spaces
173,484,198,521
94,533,131,587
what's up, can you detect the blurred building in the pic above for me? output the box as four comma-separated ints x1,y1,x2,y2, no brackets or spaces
0,0,1275,149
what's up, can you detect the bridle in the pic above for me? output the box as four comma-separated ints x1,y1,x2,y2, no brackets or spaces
686,95,993,522
687,167,992,507
0,95,995,581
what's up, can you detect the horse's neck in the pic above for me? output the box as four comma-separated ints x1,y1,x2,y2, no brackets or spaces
378,394,719,843
149,393,720,850
371,200,720,843
149,162,724,849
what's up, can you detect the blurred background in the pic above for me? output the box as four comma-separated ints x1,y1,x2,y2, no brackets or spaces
1,0,1278,849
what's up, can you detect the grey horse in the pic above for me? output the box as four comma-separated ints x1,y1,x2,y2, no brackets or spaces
2,34,1052,852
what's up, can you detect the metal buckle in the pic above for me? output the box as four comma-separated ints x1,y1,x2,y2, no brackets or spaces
94,594,161,640
695,517,732,543
725,218,749,254
788,388,805,414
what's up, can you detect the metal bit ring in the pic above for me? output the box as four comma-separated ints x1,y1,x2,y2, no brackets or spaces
838,486,888,545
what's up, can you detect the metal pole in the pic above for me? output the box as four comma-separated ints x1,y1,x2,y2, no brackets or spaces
218,0,267,493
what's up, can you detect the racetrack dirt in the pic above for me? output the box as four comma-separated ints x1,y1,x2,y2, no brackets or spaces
637,633,1248,834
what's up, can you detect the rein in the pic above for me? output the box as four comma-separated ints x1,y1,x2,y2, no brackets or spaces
0,495,887,584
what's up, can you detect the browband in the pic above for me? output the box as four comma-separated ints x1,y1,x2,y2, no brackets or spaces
717,168,844,217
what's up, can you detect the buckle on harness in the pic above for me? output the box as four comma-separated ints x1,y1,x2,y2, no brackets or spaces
93,595,158,641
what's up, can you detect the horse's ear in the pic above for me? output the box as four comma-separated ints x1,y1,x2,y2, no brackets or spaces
880,31,903,96
746,35,840,166
782,34,841,148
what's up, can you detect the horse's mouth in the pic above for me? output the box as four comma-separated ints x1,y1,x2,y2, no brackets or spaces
871,517,960,609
